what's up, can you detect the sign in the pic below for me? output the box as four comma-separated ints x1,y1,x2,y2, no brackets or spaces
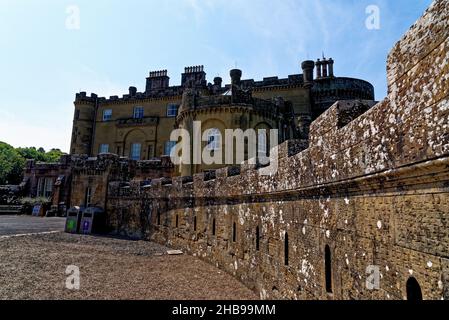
32,205,42,217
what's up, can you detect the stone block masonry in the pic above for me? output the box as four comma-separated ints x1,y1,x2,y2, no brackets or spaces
104,0,449,300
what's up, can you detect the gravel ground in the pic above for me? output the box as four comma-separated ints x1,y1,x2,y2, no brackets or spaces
0,232,257,300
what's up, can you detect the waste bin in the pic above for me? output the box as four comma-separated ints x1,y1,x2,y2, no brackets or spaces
65,206,84,234
80,207,106,234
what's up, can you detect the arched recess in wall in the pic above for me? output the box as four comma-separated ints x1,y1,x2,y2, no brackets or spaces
199,118,227,169
123,128,148,160
254,122,273,158
325,245,332,293
406,277,423,301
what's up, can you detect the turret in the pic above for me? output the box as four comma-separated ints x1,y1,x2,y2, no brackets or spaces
70,92,97,155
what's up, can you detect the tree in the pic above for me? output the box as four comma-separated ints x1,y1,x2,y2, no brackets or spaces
0,142,66,185
0,142,26,185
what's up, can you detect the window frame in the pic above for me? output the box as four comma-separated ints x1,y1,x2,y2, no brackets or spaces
99,144,109,154
133,106,144,119
130,143,142,160
167,104,178,117
164,141,176,157
206,128,221,151
102,109,113,121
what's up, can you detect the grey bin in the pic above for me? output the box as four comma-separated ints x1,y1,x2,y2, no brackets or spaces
80,207,106,235
65,206,84,234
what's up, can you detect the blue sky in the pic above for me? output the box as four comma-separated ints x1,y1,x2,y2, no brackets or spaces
0,0,432,152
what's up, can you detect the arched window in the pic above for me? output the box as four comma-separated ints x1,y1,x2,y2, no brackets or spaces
406,277,423,301
206,128,221,151
193,216,197,232
232,222,237,242
212,218,216,236
256,226,260,251
258,130,267,156
284,232,289,266
325,245,333,293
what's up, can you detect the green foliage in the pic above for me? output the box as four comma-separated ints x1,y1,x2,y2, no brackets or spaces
0,142,26,185
0,142,66,185
19,196,51,206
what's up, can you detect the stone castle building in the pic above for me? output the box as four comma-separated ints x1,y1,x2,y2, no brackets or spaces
18,0,449,301
70,57,374,175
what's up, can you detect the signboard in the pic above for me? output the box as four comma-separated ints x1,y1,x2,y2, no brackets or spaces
32,205,42,217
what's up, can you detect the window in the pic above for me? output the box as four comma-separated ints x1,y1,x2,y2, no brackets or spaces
325,245,333,293
99,144,109,154
206,128,221,151
103,109,112,121
167,104,178,117
256,226,260,251
130,143,142,160
258,130,268,156
85,187,92,207
133,106,144,119
165,141,176,156
148,145,154,159
406,277,423,301
37,178,44,197
37,178,53,198
284,232,289,266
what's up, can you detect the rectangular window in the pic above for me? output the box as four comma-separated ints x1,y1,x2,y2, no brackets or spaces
85,187,92,207
148,145,154,159
43,178,53,198
99,144,109,154
103,109,112,121
164,141,176,156
167,104,178,117
206,129,221,151
130,143,142,160
133,106,144,119
37,178,44,197
75,109,80,120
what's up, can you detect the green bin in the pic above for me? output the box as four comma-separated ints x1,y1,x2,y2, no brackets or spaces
65,206,84,234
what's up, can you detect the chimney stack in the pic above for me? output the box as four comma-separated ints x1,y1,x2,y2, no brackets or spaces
301,60,315,88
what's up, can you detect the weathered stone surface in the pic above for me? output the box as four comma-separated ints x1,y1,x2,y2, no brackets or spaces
101,0,449,301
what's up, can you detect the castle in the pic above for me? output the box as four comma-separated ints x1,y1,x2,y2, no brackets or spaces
18,0,449,300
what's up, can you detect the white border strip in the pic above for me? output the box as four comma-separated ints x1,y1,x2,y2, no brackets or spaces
0,230,62,240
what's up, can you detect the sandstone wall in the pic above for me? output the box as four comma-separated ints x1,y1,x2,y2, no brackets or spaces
106,0,449,300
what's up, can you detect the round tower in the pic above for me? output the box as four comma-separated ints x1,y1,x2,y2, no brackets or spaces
70,92,97,155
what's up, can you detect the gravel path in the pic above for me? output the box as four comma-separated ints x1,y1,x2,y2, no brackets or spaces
0,232,257,300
